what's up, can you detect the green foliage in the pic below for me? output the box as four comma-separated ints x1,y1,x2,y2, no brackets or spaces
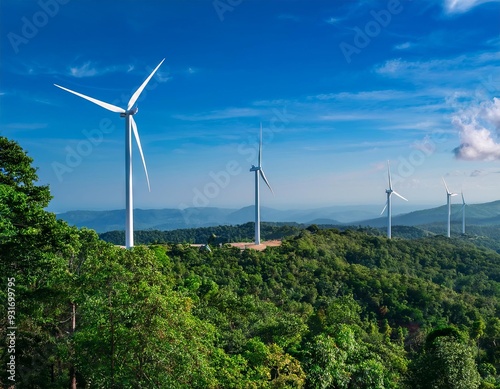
100,222,303,245
73,245,221,387
2,136,500,387
408,335,481,389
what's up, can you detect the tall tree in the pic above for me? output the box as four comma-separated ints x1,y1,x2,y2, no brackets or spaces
0,137,80,386
408,328,481,389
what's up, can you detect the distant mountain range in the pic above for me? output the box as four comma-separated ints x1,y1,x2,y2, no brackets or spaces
56,200,500,233
355,200,500,228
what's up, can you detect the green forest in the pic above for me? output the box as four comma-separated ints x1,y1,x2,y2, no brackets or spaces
99,222,500,253
1,136,500,388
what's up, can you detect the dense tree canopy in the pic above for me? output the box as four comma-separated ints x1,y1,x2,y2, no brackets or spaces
1,136,500,387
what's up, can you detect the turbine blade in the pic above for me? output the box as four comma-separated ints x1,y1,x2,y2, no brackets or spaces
130,116,151,192
259,169,274,195
451,193,458,197
127,58,165,110
54,84,125,113
461,191,465,205
387,160,393,190
380,201,388,215
393,190,408,202
442,177,451,195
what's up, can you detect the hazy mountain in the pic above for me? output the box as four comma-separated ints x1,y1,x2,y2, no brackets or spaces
56,201,499,233
56,205,369,232
356,200,500,228
57,207,235,232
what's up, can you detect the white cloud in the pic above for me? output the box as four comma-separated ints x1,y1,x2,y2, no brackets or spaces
443,0,500,14
375,52,500,95
453,97,500,160
394,41,411,50
484,97,500,128
325,17,340,25
69,61,99,78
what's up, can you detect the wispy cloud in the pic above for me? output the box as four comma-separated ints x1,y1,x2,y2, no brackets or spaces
310,90,411,102
4,122,48,131
186,67,199,75
375,51,500,89
325,17,340,25
67,60,168,79
173,107,261,121
394,41,411,50
443,0,500,14
69,61,100,78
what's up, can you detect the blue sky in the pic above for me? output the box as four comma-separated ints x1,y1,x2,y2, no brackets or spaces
1,0,499,214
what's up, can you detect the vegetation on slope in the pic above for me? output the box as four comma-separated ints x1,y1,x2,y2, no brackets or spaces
1,136,500,388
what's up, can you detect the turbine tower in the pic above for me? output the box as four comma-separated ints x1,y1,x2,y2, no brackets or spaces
249,124,273,245
380,161,408,239
442,177,458,238
461,190,467,234
55,59,165,249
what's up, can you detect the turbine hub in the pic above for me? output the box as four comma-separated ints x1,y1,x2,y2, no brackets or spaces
121,107,139,117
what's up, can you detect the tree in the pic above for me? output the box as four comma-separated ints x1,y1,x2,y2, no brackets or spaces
408,329,481,389
0,137,81,387
73,245,222,387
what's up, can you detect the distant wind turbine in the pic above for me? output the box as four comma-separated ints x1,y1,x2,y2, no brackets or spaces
55,59,165,249
461,190,467,234
380,161,408,239
442,177,458,238
249,124,273,245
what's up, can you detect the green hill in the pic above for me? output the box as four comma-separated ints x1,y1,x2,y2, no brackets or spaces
3,136,500,388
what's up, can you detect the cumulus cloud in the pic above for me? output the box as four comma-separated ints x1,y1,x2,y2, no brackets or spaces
453,97,500,161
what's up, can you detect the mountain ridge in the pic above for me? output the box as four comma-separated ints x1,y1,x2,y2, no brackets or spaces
56,200,500,233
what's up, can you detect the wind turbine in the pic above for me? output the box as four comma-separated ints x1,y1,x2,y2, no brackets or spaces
461,190,467,234
380,161,408,239
249,124,273,245
442,177,458,238
55,59,165,249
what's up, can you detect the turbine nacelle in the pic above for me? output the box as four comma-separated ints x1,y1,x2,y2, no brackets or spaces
120,107,139,117
250,165,260,172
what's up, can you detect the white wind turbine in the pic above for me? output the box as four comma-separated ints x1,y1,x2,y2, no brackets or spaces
380,161,408,239
249,124,273,245
442,177,458,238
461,190,467,234
55,59,165,249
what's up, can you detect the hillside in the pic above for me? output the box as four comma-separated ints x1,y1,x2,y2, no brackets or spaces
57,201,500,233
4,136,500,387
358,200,500,228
